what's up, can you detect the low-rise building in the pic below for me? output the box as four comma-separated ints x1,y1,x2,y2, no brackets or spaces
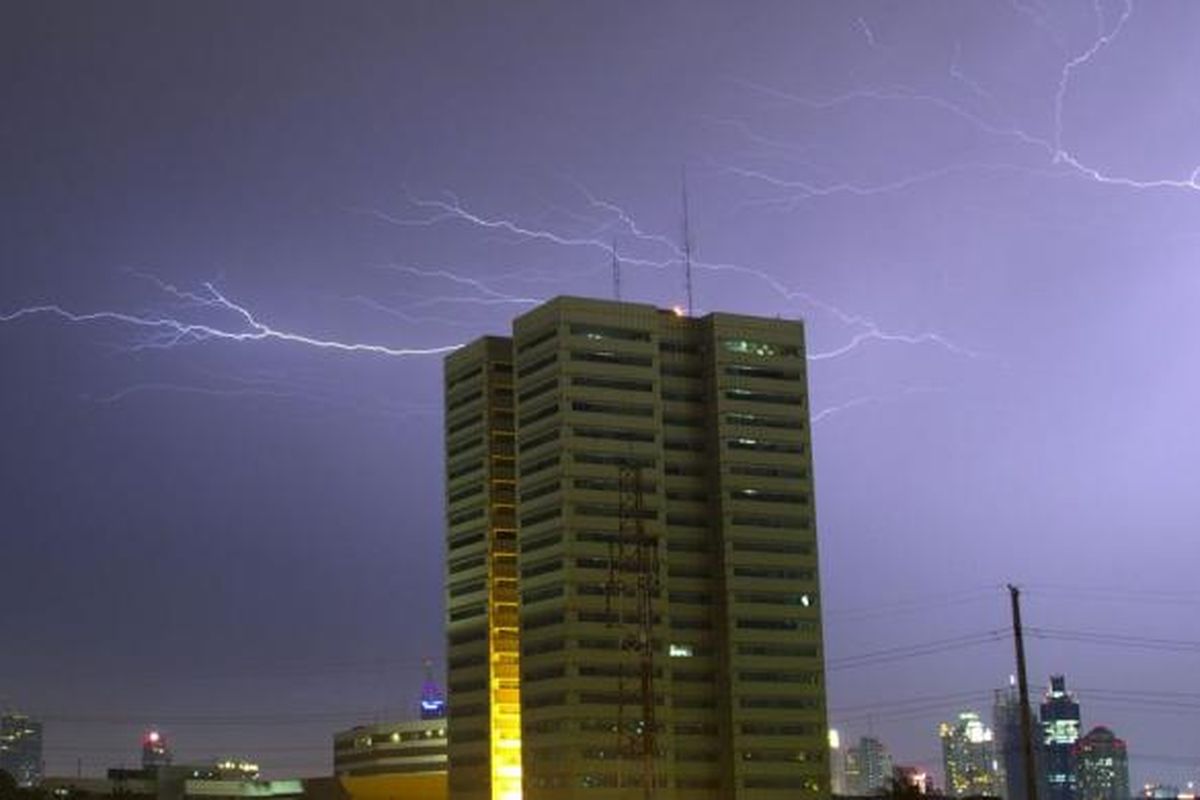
44,764,308,800
333,719,446,800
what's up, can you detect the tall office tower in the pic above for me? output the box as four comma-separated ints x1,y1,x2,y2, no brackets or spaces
828,730,847,795
844,736,892,795
445,336,522,800
141,730,172,769
939,711,1000,798
994,682,1038,800
0,713,43,787
1040,676,1081,800
445,297,828,800
1074,727,1129,800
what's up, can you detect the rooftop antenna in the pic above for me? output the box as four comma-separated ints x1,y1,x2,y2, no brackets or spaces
682,166,694,316
611,238,622,301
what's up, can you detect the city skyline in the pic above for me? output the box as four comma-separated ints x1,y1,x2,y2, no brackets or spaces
4,0,1200,791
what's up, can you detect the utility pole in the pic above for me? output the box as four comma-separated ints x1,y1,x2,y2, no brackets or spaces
1008,584,1039,800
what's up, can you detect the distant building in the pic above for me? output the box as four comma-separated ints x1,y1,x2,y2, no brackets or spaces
419,662,447,721
844,736,892,795
333,718,447,800
1040,676,1081,800
142,730,173,769
894,765,932,795
0,713,43,787
1075,726,1129,800
994,682,1038,800
939,711,1000,798
829,729,847,795
43,763,311,800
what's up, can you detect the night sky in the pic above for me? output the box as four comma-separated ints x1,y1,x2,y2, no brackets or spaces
3,0,1199,788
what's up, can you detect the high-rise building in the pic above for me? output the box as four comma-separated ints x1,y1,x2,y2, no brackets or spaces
444,297,828,800
1040,676,1081,800
0,713,43,787
844,736,891,796
1075,726,1129,800
142,730,172,770
994,682,1038,800
939,711,1000,798
445,335,522,800
829,730,846,795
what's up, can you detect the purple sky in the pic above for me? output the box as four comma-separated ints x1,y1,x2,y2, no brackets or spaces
3,0,1199,788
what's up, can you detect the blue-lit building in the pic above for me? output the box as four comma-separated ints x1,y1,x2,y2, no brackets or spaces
419,662,446,721
1040,675,1081,800
0,713,43,787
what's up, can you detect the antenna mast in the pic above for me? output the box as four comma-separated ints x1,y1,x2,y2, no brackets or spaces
612,238,622,301
682,167,694,316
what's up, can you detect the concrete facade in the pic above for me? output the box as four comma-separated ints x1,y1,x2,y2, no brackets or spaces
445,297,829,800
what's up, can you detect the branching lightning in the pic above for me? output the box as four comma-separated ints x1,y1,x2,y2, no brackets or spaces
373,264,542,308
725,1,1200,197
368,188,978,365
811,386,948,426
0,281,462,357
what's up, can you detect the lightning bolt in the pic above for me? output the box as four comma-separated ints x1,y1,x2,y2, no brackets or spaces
374,264,542,308
82,364,442,419
372,188,978,364
1,280,462,357
949,41,997,107
726,1,1200,196
717,160,1063,208
856,16,878,49
811,386,948,426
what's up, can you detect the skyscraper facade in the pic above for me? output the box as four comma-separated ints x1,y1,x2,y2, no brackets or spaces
1074,727,1129,800
939,711,1000,798
445,336,522,800
444,297,828,800
0,713,43,787
1040,676,1081,800
828,730,846,795
994,683,1037,800
844,736,892,796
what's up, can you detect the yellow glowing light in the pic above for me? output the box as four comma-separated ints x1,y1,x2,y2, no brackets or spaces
672,305,685,317
489,523,523,800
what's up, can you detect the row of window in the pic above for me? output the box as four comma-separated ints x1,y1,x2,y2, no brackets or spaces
453,529,811,560
446,388,482,413
447,529,484,552
725,363,803,381
445,364,482,391
571,349,653,368
721,337,802,359
446,456,483,481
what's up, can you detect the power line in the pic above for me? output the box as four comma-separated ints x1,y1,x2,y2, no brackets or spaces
824,586,1003,622
827,629,1009,671
1028,627,1200,654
